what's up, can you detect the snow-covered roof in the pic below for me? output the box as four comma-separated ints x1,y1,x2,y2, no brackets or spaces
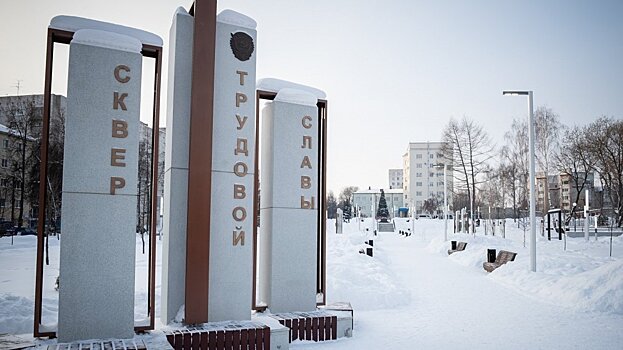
49,15,163,47
217,9,257,29
257,78,326,100
354,188,403,195
72,29,142,53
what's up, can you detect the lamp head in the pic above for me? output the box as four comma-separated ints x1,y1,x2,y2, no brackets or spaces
503,90,531,96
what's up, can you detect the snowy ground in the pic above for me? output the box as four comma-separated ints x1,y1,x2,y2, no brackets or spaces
1,218,622,349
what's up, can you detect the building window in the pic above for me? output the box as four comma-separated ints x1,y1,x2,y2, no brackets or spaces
416,173,422,178
429,172,434,177
416,163,422,168
416,182,422,187
2,140,8,149
429,154,434,159
416,154,422,159
1,159,8,168
416,191,422,196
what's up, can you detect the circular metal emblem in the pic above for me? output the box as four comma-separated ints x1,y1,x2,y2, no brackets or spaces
230,32,254,61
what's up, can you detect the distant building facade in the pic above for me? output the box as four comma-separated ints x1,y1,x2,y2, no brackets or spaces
402,141,452,216
0,94,66,227
352,188,404,218
537,171,595,214
388,169,403,189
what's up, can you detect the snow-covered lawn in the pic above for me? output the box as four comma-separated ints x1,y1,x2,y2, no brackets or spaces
1,218,622,349
297,218,623,349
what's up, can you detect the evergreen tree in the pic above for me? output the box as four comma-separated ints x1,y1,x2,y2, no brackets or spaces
376,189,390,222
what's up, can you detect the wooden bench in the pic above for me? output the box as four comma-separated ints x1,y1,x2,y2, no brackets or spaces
447,241,467,255
483,250,517,272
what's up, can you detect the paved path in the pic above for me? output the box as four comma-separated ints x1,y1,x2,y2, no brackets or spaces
295,232,623,349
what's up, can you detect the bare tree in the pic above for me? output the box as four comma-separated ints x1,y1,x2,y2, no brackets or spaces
502,118,530,214
0,97,40,228
584,117,623,226
137,135,151,253
555,126,593,217
338,186,359,207
442,116,494,233
422,196,439,216
534,107,561,212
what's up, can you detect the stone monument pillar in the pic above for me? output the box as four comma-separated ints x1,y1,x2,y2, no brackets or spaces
336,208,343,234
259,88,320,313
161,8,257,324
207,9,257,322
58,29,142,342
161,6,193,325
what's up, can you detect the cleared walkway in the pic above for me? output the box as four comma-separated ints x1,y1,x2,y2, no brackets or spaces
295,231,623,349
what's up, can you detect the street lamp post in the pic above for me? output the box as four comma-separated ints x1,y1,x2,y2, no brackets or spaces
434,163,448,241
503,90,536,272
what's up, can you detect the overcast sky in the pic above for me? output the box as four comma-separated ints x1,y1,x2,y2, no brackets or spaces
1,0,622,194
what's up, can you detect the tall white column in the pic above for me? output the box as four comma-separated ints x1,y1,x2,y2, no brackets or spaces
58,29,142,342
161,7,193,325
207,10,257,322
259,88,320,313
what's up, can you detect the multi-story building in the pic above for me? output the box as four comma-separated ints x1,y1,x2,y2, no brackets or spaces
536,171,594,213
0,123,35,224
402,141,452,216
0,94,66,227
388,169,403,189
352,188,404,218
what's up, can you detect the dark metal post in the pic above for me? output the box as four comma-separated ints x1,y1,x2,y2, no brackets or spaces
185,0,218,324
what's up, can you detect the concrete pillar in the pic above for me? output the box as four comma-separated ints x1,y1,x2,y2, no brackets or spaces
161,7,193,324
259,88,319,313
207,10,257,322
58,29,142,342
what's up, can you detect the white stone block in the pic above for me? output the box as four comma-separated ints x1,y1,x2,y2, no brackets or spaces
206,11,257,322
259,95,319,313
160,167,188,323
208,170,254,321
161,7,193,325
58,192,137,341
260,100,318,210
259,207,317,313
211,16,257,175
164,9,193,171
58,34,142,342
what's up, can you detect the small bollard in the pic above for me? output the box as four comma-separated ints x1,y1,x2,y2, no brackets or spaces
366,247,373,257
487,249,497,263
451,241,457,250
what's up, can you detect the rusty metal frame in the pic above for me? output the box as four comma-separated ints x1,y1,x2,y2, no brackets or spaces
34,27,162,338
252,90,328,310
184,0,217,324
